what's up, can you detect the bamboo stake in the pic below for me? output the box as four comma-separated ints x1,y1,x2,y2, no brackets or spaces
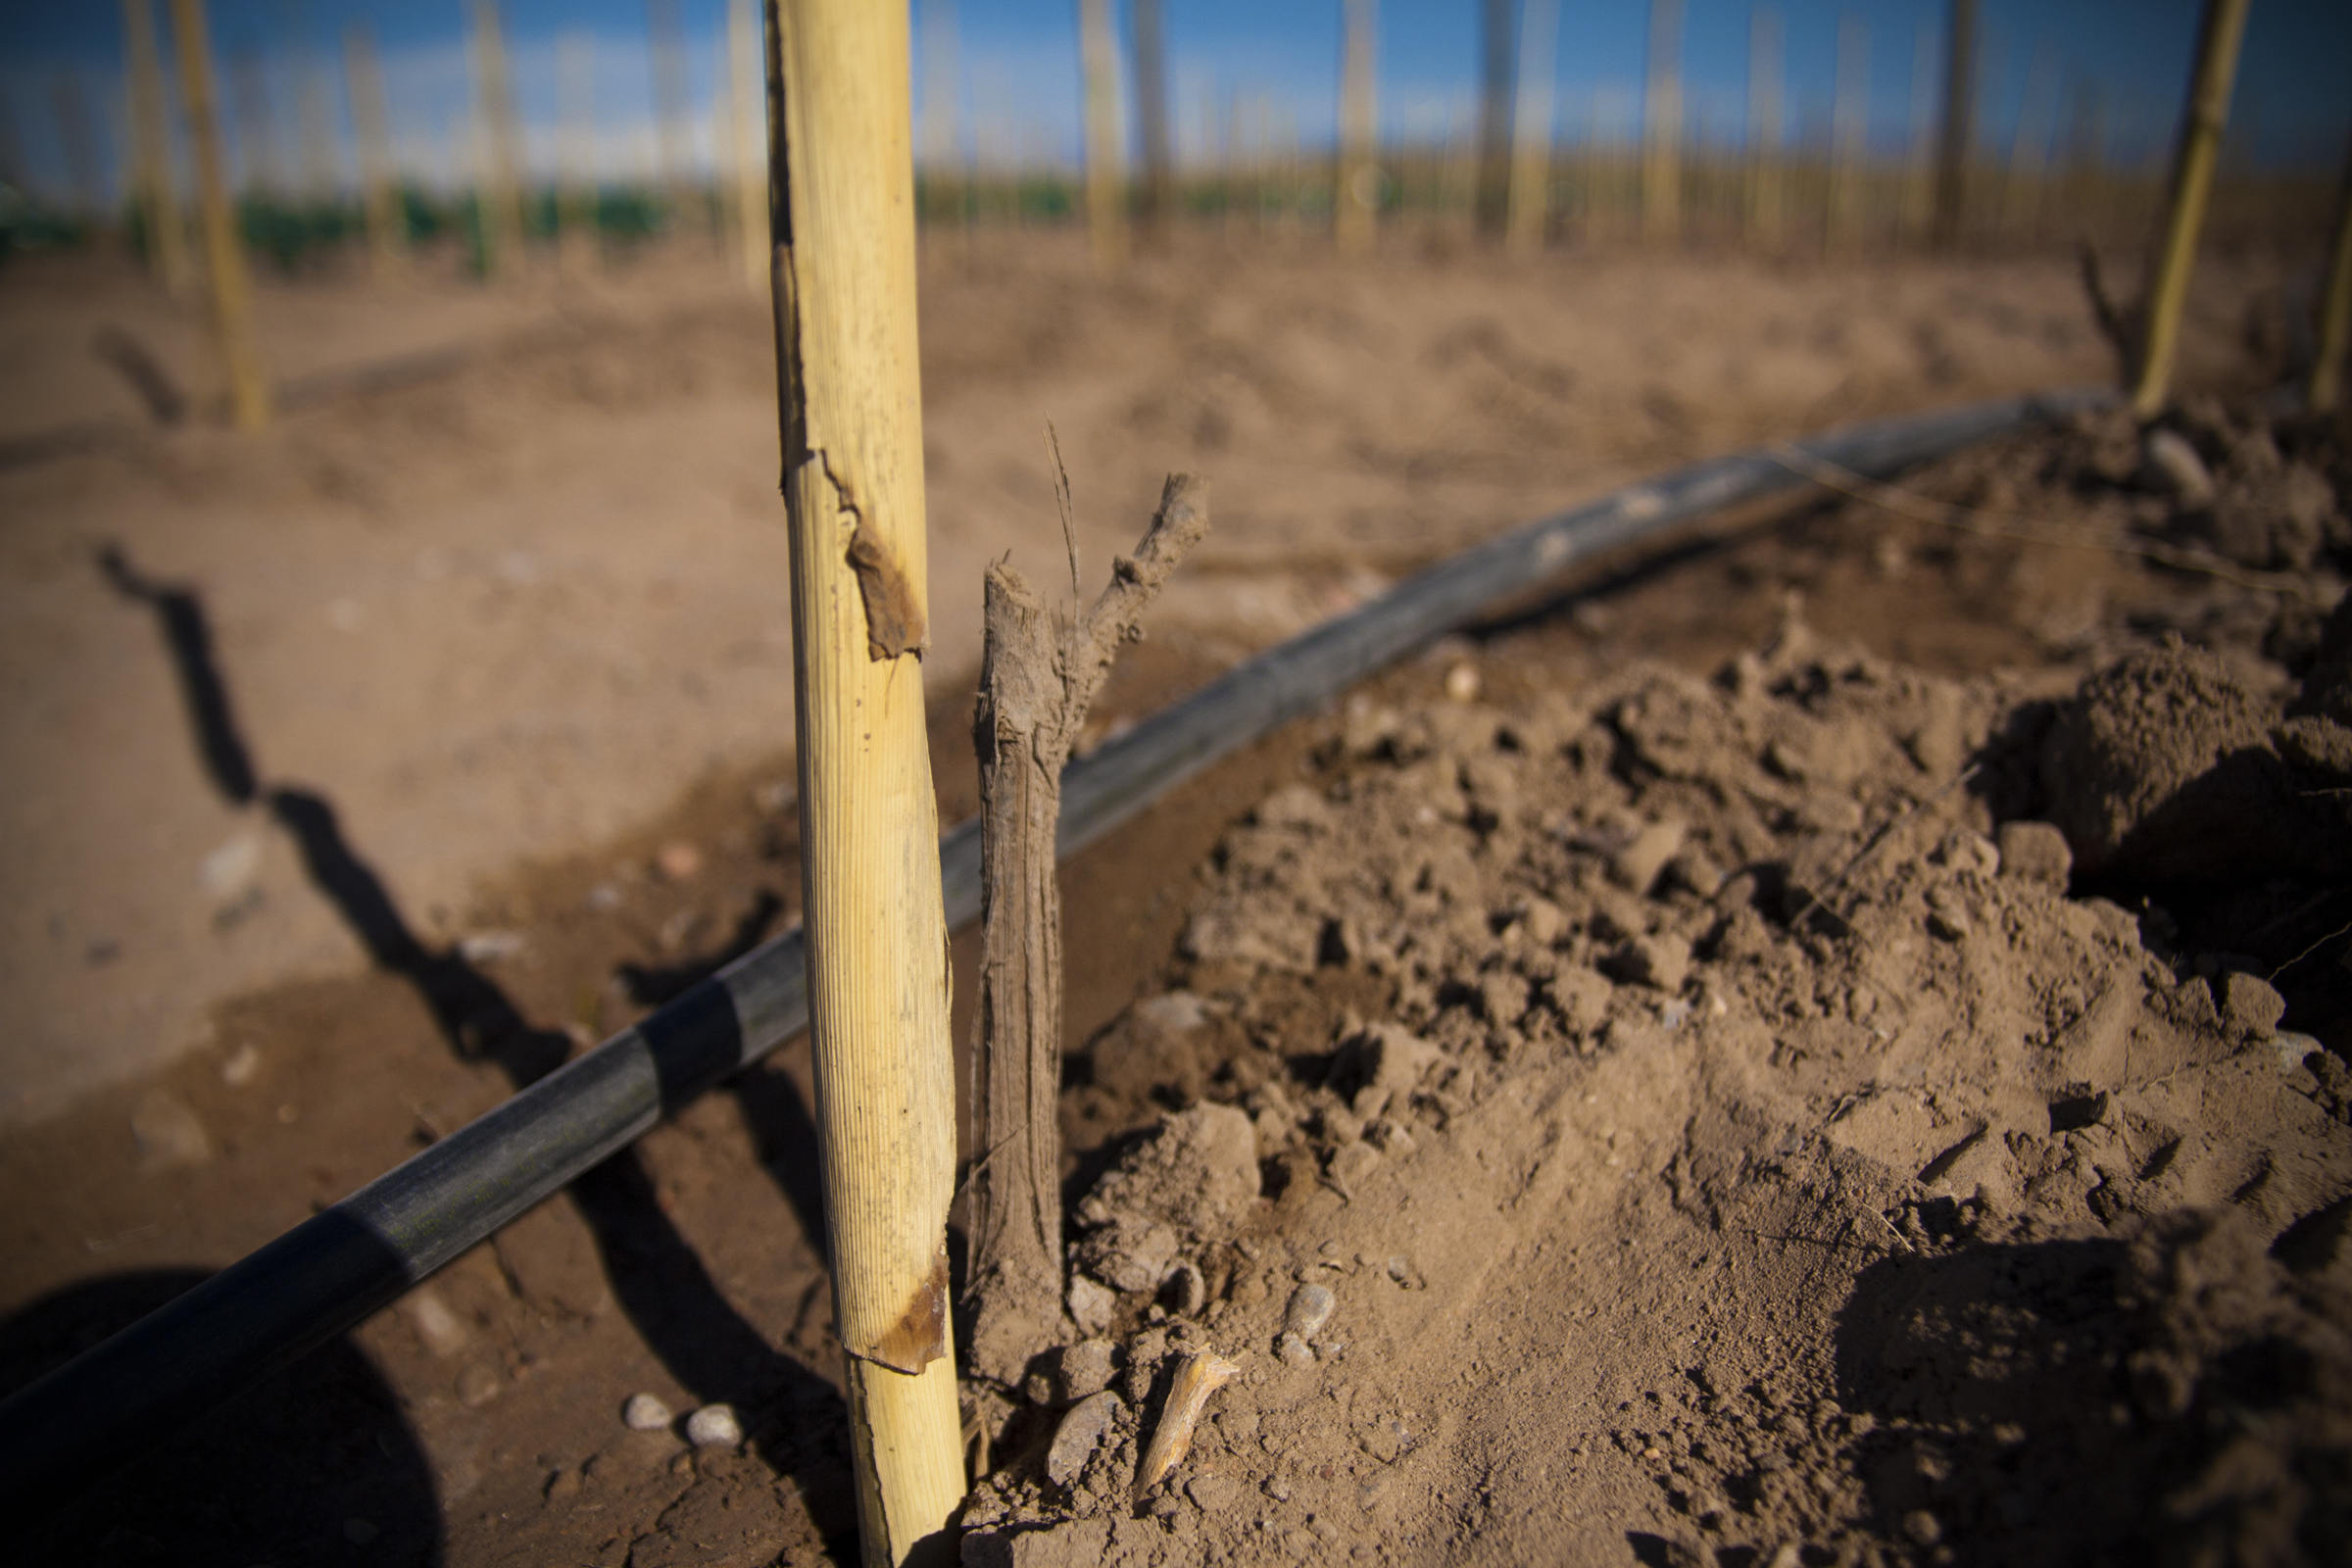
1078,0,1126,273
1643,0,1682,246
470,0,527,282
1901,18,1936,244
728,0,767,287
1131,0,1173,230
124,0,195,295
51,72,105,228
2305,134,2352,414
344,22,408,282
1746,7,1783,252
2130,0,2251,419
648,0,699,237
1336,0,1378,255
1929,0,1974,249
557,31,598,276
1504,0,1555,256
759,2,964,1560
228,50,282,202
1827,12,1867,249
1999,39,2058,241
166,0,270,430
964,468,1207,1388
1475,0,1512,238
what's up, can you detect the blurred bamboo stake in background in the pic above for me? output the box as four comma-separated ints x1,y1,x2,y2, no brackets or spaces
50,73,104,226
1902,19,1936,243
123,0,194,297
727,0,767,288
1643,0,1682,245
470,0,526,281
918,0,958,240
1078,0,1126,273
1746,8,1782,252
2311,136,2352,414
1131,0,1173,230
228,50,282,201
345,22,408,282
557,31,598,275
1504,0,1556,256
1930,0,1974,249
648,0,698,236
2000,39,2058,240
1336,0,1378,255
2131,0,2250,418
760,0,967,1557
294,40,338,203
1475,0,1511,237
1828,12,1866,248
167,0,270,430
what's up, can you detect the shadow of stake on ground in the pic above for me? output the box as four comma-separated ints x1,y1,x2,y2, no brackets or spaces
86,543,854,1552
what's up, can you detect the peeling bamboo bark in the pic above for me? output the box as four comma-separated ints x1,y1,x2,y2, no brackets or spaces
761,1,964,1560
964,472,1208,1388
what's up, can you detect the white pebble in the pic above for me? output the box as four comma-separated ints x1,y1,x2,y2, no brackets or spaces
1276,1332,1315,1368
685,1402,743,1447
622,1393,674,1431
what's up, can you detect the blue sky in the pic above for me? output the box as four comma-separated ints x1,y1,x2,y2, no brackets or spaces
2,1,2345,201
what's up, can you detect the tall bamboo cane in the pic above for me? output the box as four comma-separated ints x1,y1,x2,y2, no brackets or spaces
1504,0,1556,256
1930,0,1975,250
1078,0,1127,272
165,0,270,430
344,23,408,282
2131,0,2251,419
1745,7,1783,252
123,0,194,297
760,2,964,1562
1642,0,1682,246
2311,134,2352,415
1336,0,1378,255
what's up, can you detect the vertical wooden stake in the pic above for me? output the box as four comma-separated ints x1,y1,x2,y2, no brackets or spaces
728,0,767,288
1745,6,1783,252
760,2,964,1561
1336,0,1378,255
1078,0,1126,274
1474,0,1512,238
1827,13,1867,248
124,0,195,296
1130,0,1173,230
557,31,599,276
2131,0,2251,419
1504,0,1555,256
470,0,527,281
1930,0,1975,250
345,22,408,282
2307,134,2352,414
166,0,270,430
1642,0,1682,245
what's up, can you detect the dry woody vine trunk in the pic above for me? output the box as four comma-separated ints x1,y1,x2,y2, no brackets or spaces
964,471,1209,1388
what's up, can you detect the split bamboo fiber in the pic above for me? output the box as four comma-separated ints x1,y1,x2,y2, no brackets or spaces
166,0,270,431
2131,0,2251,420
760,2,963,1563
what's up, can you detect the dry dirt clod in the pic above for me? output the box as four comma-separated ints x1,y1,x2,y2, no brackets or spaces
1047,1390,1124,1488
1135,1349,1240,1496
1283,1283,1336,1341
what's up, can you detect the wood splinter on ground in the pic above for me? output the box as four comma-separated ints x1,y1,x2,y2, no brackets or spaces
1135,1349,1241,1497
963,465,1210,1390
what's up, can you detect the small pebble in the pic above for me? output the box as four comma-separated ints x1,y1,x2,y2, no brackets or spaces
220,1041,262,1087
1902,1509,1942,1546
622,1393,674,1431
1385,1255,1410,1283
685,1403,743,1447
1060,1338,1116,1401
1284,1283,1336,1340
456,1363,502,1408
1444,662,1482,704
655,841,703,881
1276,1332,1315,1368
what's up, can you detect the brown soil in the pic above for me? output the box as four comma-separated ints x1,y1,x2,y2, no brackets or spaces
2,237,2347,1568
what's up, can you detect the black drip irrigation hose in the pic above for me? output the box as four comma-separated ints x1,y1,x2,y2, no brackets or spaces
0,385,2110,1515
